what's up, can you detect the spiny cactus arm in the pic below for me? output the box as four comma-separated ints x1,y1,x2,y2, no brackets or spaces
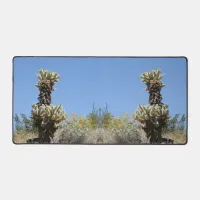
38,69,60,80
31,104,67,122
140,69,165,89
35,69,61,88
134,104,165,123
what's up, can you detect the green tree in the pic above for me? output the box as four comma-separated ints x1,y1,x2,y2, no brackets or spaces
168,114,180,132
13,114,23,131
167,114,186,132
13,113,38,132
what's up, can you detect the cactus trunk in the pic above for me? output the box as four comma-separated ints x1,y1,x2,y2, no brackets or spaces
36,80,53,143
148,80,163,106
37,80,53,143
40,120,57,143
148,80,164,143
37,80,52,107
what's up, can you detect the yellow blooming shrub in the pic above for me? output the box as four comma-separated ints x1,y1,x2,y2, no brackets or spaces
108,116,132,130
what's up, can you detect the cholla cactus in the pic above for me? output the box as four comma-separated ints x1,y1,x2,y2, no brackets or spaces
30,69,66,143
36,69,60,106
133,104,169,143
134,69,170,143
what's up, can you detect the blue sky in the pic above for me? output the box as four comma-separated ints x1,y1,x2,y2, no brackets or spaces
13,57,187,118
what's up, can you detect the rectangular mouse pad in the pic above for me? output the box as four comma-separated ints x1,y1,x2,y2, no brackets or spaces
13,56,188,145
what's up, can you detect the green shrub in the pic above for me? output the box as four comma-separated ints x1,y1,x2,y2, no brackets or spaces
87,103,113,128
52,115,148,144
52,119,88,144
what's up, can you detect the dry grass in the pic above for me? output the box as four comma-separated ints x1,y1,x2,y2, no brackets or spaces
163,132,187,144
13,130,187,145
13,131,38,144
84,128,118,144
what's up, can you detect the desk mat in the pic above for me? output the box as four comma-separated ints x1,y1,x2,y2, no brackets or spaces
13,56,188,145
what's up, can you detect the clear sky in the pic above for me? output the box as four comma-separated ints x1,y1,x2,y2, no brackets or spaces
13,57,187,118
